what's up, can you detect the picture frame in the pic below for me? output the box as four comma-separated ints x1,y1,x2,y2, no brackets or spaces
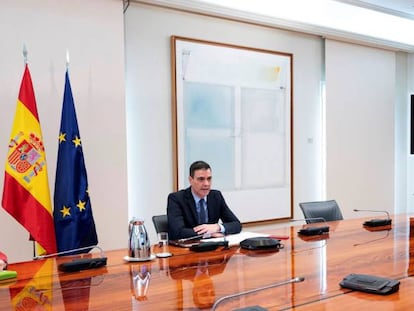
171,36,293,223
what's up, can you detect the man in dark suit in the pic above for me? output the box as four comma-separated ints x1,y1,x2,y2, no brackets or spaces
167,160,242,240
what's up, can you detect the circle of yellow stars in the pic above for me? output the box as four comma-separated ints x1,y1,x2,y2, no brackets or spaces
57,132,85,218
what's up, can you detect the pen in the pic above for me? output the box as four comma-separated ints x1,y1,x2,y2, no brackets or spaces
178,235,203,243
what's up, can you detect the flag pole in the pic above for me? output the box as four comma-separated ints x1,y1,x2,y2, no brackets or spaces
23,45,36,258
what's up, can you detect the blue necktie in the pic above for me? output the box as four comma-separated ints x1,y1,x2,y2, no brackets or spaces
198,199,206,224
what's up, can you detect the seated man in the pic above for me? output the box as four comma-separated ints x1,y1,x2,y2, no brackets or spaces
167,160,242,240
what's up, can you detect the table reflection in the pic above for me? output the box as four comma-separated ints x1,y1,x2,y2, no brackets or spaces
169,249,236,310
130,264,151,301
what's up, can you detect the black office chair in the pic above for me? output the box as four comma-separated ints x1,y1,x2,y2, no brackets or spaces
299,200,343,224
152,214,169,233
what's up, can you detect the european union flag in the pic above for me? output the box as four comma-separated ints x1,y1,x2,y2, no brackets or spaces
53,70,98,254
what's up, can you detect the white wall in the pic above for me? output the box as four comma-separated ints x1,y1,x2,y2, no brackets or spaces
0,1,409,263
124,3,324,241
125,3,410,243
325,40,396,219
0,0,128,262
407,54,414,212
395,52,408,214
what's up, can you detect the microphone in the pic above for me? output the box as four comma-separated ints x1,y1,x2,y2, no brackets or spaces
290,218,330,236
221,233,229,249
211,276,305,310
291,217,327,224
33,245,107,273
33,245,105,259
353,209,392,227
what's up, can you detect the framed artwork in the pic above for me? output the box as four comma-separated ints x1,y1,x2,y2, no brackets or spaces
171,36,293,223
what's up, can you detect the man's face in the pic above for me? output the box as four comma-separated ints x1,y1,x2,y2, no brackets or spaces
189,168,212,198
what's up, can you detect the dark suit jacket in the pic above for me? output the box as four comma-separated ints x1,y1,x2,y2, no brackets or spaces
167,187,242,240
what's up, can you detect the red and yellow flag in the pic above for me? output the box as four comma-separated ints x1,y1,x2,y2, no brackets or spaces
1,64,56,255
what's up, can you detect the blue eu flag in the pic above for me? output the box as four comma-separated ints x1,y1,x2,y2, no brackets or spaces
53,70,98,254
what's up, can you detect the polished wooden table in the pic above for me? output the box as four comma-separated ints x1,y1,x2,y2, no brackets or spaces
0,214,413,310
293,277,414,310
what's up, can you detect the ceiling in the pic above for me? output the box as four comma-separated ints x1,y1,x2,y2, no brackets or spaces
134,0,414,51
338,0,414,19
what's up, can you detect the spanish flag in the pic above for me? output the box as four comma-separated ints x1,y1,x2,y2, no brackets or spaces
1,64,57,255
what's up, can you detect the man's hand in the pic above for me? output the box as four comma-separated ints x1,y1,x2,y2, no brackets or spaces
193,223,220,236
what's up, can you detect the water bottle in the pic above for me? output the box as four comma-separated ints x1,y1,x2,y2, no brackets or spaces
129,218,151,258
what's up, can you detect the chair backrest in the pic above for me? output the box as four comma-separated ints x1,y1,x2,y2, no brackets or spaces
299,200,343,224
152,214,169,233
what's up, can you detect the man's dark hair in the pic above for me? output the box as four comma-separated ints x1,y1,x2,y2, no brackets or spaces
189,161,211,177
